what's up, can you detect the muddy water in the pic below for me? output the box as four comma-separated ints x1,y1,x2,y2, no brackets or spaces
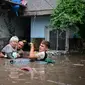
0,54,85,85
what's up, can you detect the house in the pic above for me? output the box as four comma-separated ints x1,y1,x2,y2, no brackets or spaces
22,0,70,51
0,0,70,51
0,0,77,52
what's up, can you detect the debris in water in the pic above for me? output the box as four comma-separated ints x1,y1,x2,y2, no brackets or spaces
21,67,32,71
47,80,71,85
73,64,84,66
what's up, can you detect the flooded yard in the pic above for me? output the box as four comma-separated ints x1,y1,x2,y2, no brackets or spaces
0,54,85,85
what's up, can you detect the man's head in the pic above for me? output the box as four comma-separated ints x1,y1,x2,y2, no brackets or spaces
39,40,50,52
17,41,24,50
9,36,19,48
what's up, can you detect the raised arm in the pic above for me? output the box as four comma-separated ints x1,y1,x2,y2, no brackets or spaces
28,43,36,59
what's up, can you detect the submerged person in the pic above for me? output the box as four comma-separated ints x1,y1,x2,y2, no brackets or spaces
28,40,50,61
17,41,25,57
1,36,19,59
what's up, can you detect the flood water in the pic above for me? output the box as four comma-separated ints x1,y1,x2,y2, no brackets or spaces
0,54,85,85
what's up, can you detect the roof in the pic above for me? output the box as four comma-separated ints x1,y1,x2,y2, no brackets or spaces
23,0,57,16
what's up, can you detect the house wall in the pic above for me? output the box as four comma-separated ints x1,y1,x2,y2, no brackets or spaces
31,16,50,39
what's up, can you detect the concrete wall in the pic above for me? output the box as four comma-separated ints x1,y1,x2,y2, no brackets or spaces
0,11,25,38
0,9,30,50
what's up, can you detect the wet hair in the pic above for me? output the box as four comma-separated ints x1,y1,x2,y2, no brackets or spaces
41,40,50,48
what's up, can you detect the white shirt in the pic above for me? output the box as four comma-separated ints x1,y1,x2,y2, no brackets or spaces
35,52,46,60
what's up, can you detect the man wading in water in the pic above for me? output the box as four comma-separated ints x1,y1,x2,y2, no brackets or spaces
28,40,50,61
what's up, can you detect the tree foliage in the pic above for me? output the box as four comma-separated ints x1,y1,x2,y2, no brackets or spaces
50,0,85,30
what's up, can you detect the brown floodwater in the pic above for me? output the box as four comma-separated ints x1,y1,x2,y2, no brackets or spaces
0,54,85,85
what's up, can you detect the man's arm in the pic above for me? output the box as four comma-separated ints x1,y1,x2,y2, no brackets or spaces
28,43,37,59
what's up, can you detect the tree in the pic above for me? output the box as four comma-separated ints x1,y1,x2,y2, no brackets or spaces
50,0,85,31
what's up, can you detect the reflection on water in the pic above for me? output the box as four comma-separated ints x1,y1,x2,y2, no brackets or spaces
0,54,85,85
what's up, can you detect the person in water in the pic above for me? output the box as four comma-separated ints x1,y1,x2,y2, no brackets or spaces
28,40,50,61
1,36,19,58
17,41,24,57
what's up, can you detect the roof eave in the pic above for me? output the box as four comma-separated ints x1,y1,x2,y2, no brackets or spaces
23,9,53,16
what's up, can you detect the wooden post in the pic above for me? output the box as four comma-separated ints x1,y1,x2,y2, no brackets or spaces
65,29,69,52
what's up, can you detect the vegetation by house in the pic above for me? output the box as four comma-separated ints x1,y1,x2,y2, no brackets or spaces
50,0,85,52
50,0,85,32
